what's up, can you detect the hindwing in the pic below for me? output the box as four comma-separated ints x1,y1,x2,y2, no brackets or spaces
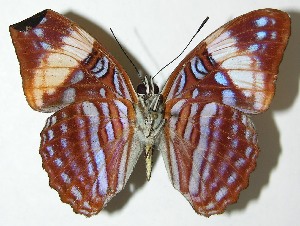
160,101,258,216
40,99,141,216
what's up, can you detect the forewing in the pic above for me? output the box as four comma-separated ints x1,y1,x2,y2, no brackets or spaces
159,100,258,216
10,9,138,112
40,99,141,216
162,8,290,114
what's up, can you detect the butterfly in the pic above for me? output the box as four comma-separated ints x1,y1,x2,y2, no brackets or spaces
10,8,290,217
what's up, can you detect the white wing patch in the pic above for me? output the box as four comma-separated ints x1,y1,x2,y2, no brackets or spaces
206,30,238,63
222,55,260,70
32,29,94,109
228,71,265,90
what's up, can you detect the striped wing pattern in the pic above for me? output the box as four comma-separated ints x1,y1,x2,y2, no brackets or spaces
10,10,137,112
40,99,140,216
160,101,258,216
160,9,290,216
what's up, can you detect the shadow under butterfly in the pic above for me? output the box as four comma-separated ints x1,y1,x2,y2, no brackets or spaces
10,8,290,217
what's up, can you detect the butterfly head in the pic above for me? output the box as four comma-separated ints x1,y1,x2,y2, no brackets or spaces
136,74,163,127
137,74,159,97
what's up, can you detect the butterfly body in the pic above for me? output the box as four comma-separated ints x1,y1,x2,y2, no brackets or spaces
10,9,290,217
135,75,165,180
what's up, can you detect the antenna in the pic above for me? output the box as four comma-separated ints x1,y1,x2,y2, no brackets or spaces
153,16,209,79
110,28,143,81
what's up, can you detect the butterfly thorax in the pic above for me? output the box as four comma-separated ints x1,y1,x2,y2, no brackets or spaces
135,76,165,180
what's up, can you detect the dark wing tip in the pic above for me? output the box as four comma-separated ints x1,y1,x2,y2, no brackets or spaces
9,9,50,31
